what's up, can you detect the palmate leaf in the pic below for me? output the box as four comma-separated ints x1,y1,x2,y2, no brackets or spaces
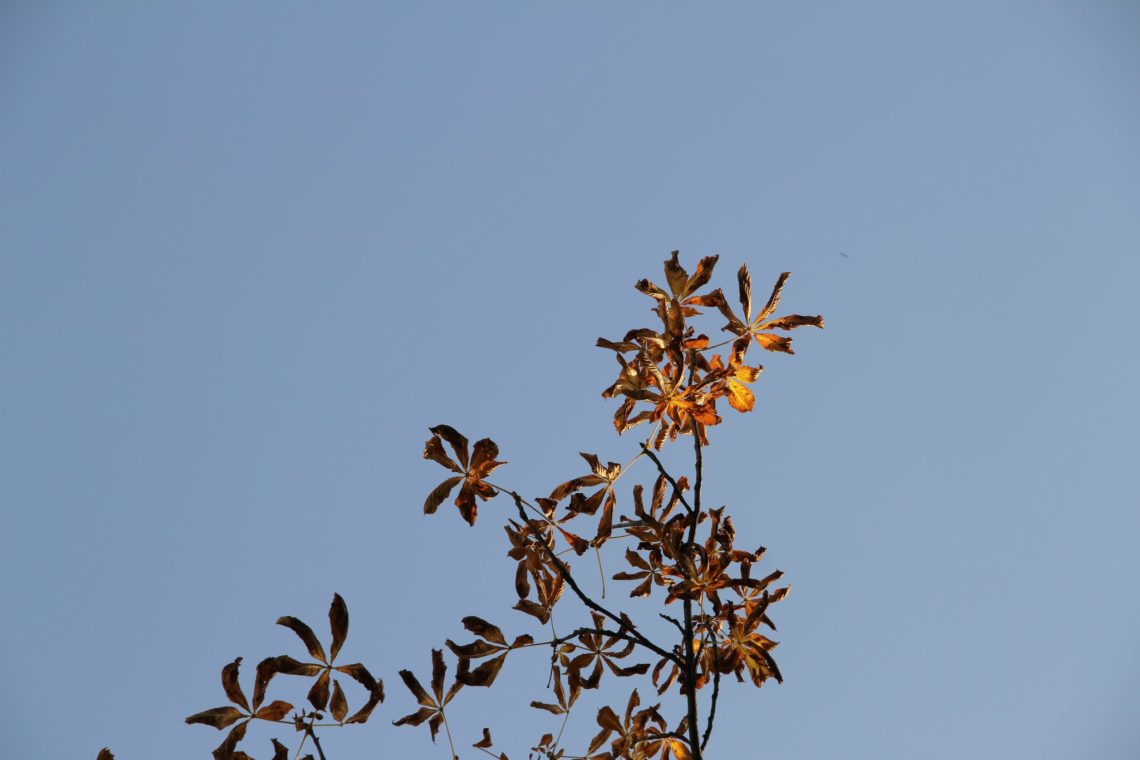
423,426,506,525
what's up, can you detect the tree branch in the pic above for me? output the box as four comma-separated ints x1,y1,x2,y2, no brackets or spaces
506,490,682,666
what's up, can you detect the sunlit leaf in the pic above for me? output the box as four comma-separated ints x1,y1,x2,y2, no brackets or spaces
752,332,794,354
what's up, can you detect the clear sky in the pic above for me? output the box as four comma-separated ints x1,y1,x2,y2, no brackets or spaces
2,2,1139,758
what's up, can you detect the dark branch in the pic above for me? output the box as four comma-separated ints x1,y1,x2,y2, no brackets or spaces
639,445,695,515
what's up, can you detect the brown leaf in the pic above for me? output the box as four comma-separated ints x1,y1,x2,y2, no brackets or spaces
752,332,794,354
186,706,246,730
272,655,323,677
330,679,349,722
469,438,504,477
457,653,508,687
530,701,565,715
252,657,277,711
345,679,385,724
474,728,494,749
212,719,249,759
557,526,590,555
445,638,501,658
270,739,289,760
254,700,293,722
335,662,379,692
276,616,327,664
423,434,461,472
738,264,752,319
393,706,435,727
424,476,462,515
462,616,507,646
756,272,790,322
685,254,719,297
398,669,435,708
756,314,824,331
329,594,349,661
97,750,115,760
430,425,469,469
431,648,447,702
512,599,550,624
221,657,250,712
308,669,330,710
664,251,689,297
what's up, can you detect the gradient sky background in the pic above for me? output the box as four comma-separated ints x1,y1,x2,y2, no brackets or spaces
2,3,1139,758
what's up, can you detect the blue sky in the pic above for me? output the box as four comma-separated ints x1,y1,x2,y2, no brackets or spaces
2,2,1138,758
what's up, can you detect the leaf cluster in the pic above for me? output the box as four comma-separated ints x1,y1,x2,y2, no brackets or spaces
184,595,384,760
404,253,821,760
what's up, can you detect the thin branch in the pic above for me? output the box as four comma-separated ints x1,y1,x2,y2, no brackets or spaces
701,631,721,752
639,445,695,515
659,613,685,636
682,420,706,759
303,721,328,760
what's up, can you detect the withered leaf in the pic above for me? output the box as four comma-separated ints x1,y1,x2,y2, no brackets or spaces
254,700,293,722
424,476,462,514
345,681,385,724
186,706,246,730
212,719,248,760
445,638,501,658
335,662,379,692
738,264,752,319
329,593,349,661
393,706,435,727
752,332,794,354
270,739,289,760
276,616,327,664
474,728,494,749
252,657,277,711
97,750,115,760
756,272,790,322
457,652,508,687
462,616,507,646
221,657,250,712
273,655,323,677
424,434,461,472
430,425,469,469
530,701,564,715
757,314,824,330
398,669,435,707
308,669,330,710
431,648,447,702
330,679,348,722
